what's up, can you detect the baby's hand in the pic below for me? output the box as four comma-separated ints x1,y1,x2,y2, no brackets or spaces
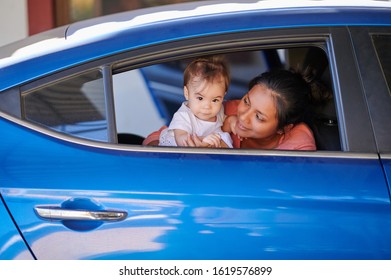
202,133,221,147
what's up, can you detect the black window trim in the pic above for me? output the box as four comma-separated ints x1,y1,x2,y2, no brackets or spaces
349,26,391,154
327,26,377,153
0,87,21,118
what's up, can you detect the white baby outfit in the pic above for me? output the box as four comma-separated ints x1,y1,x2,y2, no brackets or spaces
159,102,233,148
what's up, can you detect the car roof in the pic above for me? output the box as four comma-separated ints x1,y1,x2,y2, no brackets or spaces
0,0,390,91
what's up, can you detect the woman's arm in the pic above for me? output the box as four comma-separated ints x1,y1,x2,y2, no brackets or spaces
222,115,237,133
142,126,167,146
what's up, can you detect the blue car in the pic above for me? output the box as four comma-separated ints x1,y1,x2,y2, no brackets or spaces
1,0,391,260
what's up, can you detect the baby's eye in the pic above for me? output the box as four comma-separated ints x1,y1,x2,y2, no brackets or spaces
197,97,203,101
212,99,220,103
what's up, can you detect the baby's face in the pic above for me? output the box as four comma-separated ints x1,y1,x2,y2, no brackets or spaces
185,76,226,122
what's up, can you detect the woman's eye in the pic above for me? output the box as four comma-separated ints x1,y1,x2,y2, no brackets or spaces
256,114,264,122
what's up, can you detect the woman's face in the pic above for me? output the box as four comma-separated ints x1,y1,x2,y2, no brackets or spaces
235,84,280,140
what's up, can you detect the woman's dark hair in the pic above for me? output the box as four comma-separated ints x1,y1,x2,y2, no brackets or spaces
248,68,328,131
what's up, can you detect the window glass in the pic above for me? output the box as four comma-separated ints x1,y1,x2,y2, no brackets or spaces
372,34,391,96
22,70,108,142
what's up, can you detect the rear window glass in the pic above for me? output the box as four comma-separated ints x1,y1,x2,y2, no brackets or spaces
22,70,108,142
372,34,391,96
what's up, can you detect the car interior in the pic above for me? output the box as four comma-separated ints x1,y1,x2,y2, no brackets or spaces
116,47,340,150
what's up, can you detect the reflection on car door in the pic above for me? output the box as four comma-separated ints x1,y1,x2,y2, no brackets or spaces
1,118,391,259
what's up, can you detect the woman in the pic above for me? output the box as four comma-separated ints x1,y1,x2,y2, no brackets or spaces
222,69,318,150
144,68,322,150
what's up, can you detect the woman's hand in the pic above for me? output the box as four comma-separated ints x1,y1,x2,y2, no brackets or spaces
223,115,238,135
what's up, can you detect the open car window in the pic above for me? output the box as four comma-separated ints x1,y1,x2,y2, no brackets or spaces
113,47,340,150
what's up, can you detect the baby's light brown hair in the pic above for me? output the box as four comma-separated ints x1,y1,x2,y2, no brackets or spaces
183,56,230,93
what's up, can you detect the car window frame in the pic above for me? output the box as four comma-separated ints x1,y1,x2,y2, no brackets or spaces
6,26,378,155
19,67,118,143
349,26,391,154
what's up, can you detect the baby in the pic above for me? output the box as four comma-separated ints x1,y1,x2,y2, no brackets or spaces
159,56,233,148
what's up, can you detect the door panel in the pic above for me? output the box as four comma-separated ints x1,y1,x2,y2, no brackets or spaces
1,117,391,259
380,157,391,201
0,196,34,260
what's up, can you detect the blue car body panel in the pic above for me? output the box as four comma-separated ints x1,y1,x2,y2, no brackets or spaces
381,159,391,197
1,116,390,259
0,196,34,260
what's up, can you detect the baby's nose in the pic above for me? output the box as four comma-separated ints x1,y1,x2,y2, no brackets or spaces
203,102,211,108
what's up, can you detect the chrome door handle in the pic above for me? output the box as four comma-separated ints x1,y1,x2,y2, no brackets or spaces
34,206,127,222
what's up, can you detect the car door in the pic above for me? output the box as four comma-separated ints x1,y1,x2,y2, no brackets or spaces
1,27,391,260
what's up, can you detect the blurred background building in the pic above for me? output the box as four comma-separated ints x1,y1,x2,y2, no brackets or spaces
0,0,201,47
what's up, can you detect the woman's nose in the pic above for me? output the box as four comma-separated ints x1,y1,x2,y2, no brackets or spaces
239,108,251,123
